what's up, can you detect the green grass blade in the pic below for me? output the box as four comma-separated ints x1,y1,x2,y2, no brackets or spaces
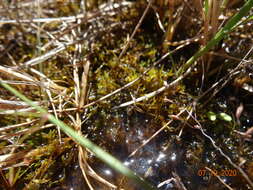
177,0,253,75
0,80,157,190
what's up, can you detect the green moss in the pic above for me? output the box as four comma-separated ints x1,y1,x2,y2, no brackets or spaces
1,0,252,189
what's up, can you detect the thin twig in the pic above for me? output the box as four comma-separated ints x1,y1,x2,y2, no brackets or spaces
115,64,194,108
118,0,153,60
0,119,38,133
197,45,253,106
189,113,253,189
128,109,186,157
205,167,234,190
172,172,188,190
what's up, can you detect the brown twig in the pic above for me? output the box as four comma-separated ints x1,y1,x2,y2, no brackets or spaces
118,0,153,60
205,167,234,190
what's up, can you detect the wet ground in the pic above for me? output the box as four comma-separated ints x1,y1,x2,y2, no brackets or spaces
0,1,252,190
56,106,252,190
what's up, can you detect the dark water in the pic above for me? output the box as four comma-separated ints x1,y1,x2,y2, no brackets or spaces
54,111,251,190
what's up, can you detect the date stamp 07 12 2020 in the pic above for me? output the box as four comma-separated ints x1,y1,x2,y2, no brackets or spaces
197,168,237,180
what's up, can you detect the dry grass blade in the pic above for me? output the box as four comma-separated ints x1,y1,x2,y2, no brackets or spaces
0,0,252,189
0,65,37,83
118,0,153,60
205,167,234,190
0,151,30,169
0,120,38,133
129,109,186,157
0,124,53,140
0,99,38,110
116,67,191,108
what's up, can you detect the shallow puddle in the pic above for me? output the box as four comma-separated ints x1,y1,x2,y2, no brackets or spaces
56,111,249,190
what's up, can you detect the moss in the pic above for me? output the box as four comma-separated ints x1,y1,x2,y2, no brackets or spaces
1,0,253,189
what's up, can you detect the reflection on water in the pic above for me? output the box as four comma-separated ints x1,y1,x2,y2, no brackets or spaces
60,112,245,190
87,113,191,190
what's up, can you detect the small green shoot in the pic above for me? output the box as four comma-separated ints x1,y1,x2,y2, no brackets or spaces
207,111,232,122
218,112,232,122
207,111,217,121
